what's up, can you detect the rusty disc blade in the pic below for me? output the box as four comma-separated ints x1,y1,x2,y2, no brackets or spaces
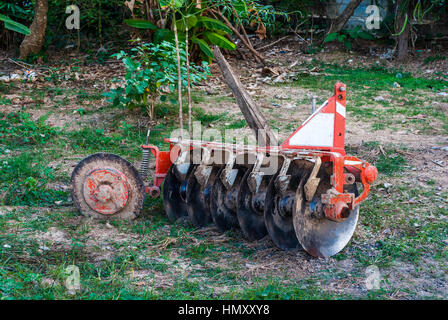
186,166,220,228
294,182,359,258
236,168,268,241
210,166,247,233
264,174,301,250
163,163,193,223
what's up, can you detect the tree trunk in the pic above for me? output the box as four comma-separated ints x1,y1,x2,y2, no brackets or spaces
396,0,410,60
213,46,277,147
327,0,363,34
19,0,48,59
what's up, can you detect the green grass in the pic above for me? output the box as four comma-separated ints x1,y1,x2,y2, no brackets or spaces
193,108,228,126
226,119,247,129
278,62,448,134
0,111,58,149
1,62,447,300
292,63,448,92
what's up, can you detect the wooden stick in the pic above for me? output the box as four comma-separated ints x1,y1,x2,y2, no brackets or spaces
255,35,290,51
231,6,252,48
173,16,183,138
213,46,277,146
185,23,192,136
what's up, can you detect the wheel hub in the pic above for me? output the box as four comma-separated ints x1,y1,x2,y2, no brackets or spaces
83,168,130,215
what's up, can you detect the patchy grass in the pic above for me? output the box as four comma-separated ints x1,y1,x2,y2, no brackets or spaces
1,57,447,300
278,63,448,135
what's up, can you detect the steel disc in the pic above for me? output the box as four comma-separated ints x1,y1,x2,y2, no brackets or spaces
264,160,311,250
236,168,268,241
186,165,220,228
264,176,301,250
293,177,359,258
162,163,194,222
210,166,247,232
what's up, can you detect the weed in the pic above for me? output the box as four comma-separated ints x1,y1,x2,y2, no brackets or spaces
424,55,446,64
0,112,58,149
375,153,406,175
0,153,68,206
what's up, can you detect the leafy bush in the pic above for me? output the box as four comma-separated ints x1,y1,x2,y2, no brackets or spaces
125,1,237,61
324,26,375,51
105,40,211,119
179,14,236,60
0,1,32,48
218,0,293,37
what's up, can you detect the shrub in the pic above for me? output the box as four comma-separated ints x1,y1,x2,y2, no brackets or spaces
105,40,211,119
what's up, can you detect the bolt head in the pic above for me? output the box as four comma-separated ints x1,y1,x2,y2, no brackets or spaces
364,165,378,184
95,185,113,203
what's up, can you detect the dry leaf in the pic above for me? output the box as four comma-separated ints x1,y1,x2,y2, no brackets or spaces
256,22,266,40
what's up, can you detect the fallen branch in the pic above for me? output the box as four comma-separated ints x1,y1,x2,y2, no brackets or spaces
255,35,290,51
430,159,444,167
213,10,266,65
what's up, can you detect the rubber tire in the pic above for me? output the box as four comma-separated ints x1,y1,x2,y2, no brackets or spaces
71,153,145,220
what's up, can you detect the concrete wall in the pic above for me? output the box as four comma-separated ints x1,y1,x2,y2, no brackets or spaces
325,0,389,30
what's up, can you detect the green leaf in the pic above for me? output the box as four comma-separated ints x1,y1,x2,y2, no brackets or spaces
337,34,347,42
324,32,338,43
0,14,30,35
392,13,408,36
159,0,185,9
176,15,198,32
4,21,30,35
358,31,375,40
124,19,157,30
123,57,136,71
203,32,235,50
192,37,214,58
347,29,358,39
196,16,232,35
154,28,174,44
344,40,353,51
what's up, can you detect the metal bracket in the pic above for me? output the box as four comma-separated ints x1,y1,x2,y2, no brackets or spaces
174,143,189,165
173,144,190,181
194,147,213,186
220,152,238,190
248,153,264,193
274,157,291,195
304,156,322,201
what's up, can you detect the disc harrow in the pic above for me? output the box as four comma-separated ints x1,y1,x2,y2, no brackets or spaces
71,83,378,258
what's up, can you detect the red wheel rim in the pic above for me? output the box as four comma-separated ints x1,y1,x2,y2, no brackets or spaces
82,168,130,215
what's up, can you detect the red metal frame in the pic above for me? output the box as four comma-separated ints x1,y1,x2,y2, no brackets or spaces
142,83,378,221
142,145,171,187
281,83,347,155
